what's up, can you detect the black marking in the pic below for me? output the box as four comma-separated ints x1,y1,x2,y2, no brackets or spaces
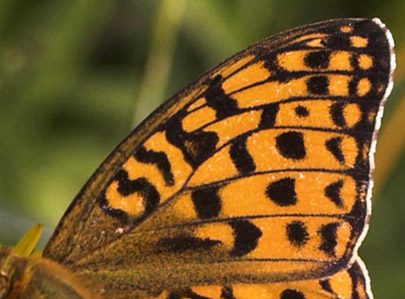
184,289,213,299
348,77,359,96
98,193,129,220
280,289,305,299
304,50,330,69
191,185,222,219
330,102,346,127
259,104,279,129
348,261,367,298
294,105,309,118
166,115,219,168
167,289,210,299
349,76,378,99
263,52,291,83
210,74,222,86
157,236,220,253
306,75,328,95
134,145,174,186
347,198,367,235
229,136,256,175
324,34,351,49
221,287,236,299
99,170,160,221
276,131,306,160
229,220,262,257
266,177,297,207
318,222,339,257
324,180,344,207
319,279,333,294
286,221,309,247
187,290,212,299
350,53,359,69
205,75,239,119
325,137,345,163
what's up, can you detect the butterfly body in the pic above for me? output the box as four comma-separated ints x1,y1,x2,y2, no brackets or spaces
1,18,395,298
0,247,93,298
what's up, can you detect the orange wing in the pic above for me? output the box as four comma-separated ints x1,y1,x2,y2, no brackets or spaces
154,258,372,299
42,18,394,297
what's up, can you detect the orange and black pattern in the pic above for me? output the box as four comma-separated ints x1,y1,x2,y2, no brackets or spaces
42,18,395,298
160,259,371,299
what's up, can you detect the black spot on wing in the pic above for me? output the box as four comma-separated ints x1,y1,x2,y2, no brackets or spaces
324,34,351,49
229,135,256,175
330,102,346,127
306,75,328,95
280,289,306,299
157,236,220,253
266,177,297,207
191,186,222,219
259,104,279,129
348,77,360,97
304,50,330,69
325,137,344,163
286,221,309,247
294,105,309,118
324,180,344,207
276,131,306,160
229,220,262,257
134,145,174,186
318,222,339,257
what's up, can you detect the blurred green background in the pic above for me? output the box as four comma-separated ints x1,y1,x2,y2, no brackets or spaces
1,1,404,297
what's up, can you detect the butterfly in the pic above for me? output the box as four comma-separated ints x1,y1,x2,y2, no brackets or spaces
0,18,395,298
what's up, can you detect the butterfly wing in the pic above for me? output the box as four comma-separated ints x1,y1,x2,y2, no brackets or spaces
43,18,394,296
152,258,372,299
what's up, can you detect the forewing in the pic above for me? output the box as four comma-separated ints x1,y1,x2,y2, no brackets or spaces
43,18,394,295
